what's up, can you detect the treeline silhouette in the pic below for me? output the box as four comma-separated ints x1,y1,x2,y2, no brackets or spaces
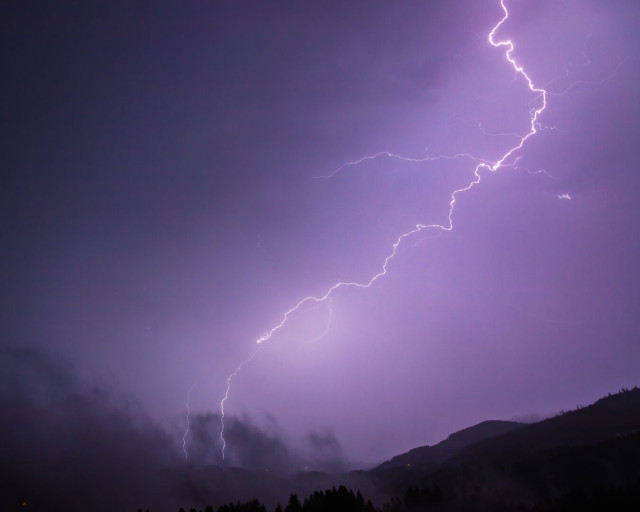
169,486,375,512
165,477,640,512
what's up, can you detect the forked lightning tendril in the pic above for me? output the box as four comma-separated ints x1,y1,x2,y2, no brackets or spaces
220,348,261,459
218,0,547,460
182,384,195,460
316,151,490,180
305,301,334,345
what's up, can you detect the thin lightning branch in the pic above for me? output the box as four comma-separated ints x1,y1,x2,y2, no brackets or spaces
553,19,595,85
547,56,634,97
477,121,523,140
305,301,334,345
219,347,261,460
182,384,196,461
315,151,490,180
501,155,558,181
581,19,596,66
219,0,548,459
527,168,558,180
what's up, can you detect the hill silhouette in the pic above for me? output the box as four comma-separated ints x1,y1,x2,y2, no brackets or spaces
371,387,640,510
4,353,638,512
458,387,640,460
373,420,524,472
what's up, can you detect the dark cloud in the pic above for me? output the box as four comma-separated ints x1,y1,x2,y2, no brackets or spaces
0,347,357,511
0,346,181,511
306,429,347,473
224,415,294,471
185,412,294,471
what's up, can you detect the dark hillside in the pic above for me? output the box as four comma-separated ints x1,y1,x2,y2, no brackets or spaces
457,387,640,462
374,420,523,473
376,388,640,509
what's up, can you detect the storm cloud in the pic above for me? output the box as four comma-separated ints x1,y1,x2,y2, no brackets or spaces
0,347,358,510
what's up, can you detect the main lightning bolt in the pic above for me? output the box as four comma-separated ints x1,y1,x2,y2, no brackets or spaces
253,0,546,346
218,0,547,459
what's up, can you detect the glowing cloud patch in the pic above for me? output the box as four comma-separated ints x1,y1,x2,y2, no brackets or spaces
217,0,549,461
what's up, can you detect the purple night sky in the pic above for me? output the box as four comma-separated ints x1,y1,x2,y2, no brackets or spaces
2,0,639,467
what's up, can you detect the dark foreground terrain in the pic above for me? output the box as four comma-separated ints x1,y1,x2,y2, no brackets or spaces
170,387,640,512
4,380,639,511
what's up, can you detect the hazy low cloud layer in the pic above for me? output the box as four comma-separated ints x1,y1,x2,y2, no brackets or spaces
187,412,293,469
0,347,352,511
1,347,180,510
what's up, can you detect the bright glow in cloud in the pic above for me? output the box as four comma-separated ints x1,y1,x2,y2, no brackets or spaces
217,0,550,460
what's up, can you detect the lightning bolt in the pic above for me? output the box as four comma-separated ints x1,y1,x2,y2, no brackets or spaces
581,19,596,67
253,0,546,347
304,301,334,345
182,384,195,461
316,151,490,180
477,121,523,141
219,347,261,460
545,18,633,100
218,0,547,460
548,56,632,97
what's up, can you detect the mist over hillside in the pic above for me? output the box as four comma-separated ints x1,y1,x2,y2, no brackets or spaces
2,347,639,511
